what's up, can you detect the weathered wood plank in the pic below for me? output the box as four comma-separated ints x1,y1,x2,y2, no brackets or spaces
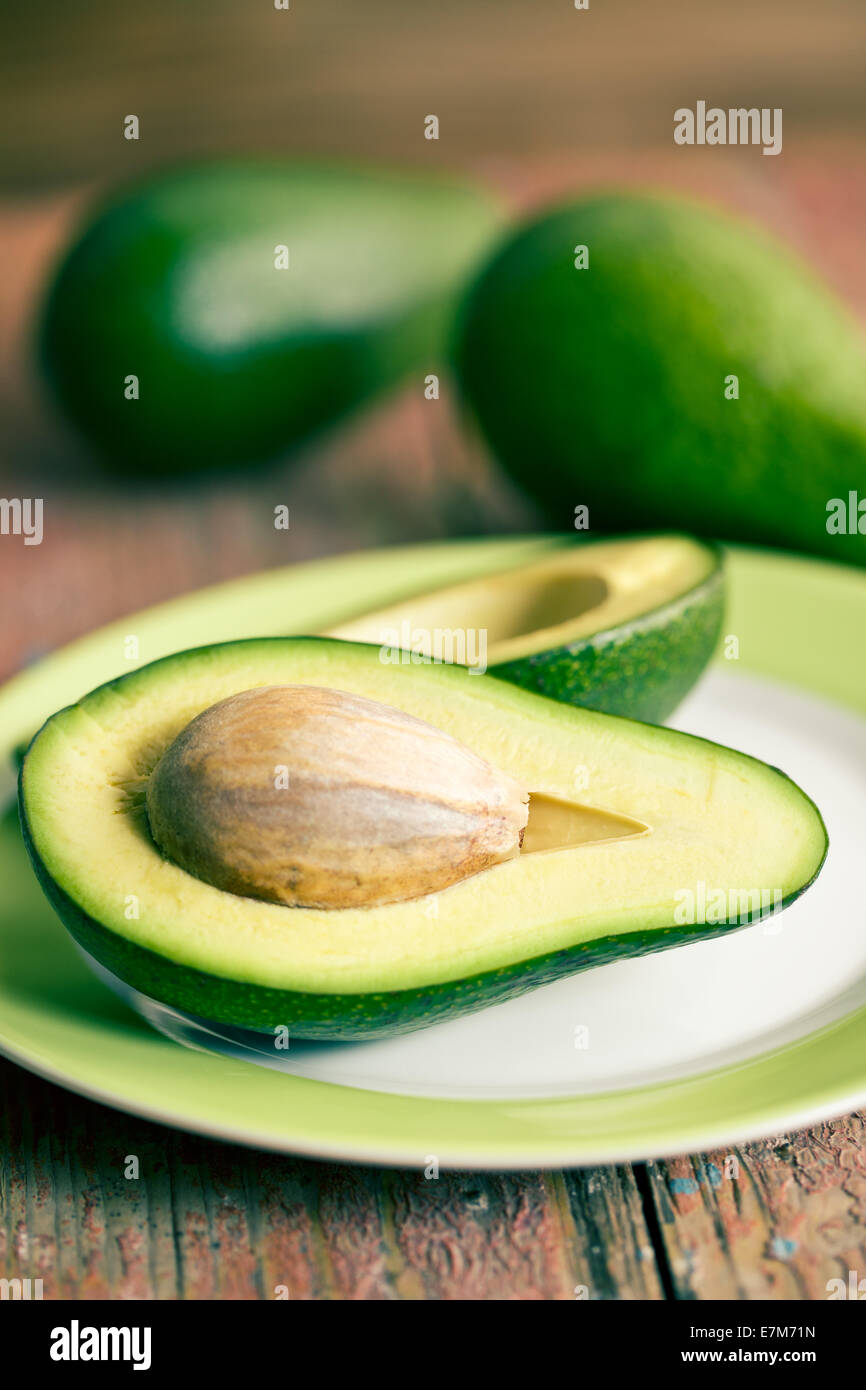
0,1059,665,1300
645,1117,866,1300
562,1167,664,1300
386,1169,573,1300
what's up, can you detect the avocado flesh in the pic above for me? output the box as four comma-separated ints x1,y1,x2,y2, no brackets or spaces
40,161,503,475
331,533,724,722
19,638,827,1040
456,191,866,565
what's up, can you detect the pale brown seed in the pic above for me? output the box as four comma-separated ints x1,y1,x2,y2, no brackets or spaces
145,685,530,909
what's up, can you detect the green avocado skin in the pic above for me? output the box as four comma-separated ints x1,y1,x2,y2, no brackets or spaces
455,193,866,564
491,553,724,724
19,792,817,1041
40,161,502,476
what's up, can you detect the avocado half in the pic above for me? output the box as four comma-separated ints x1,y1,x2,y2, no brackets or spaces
19,637,827,1041
332,533,723,723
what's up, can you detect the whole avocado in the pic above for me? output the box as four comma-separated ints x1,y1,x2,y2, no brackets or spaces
40,161,503,476
455,191,866,564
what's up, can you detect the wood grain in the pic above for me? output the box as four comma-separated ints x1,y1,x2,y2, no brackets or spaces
6,1060,866,1299
647,1122,866,1300
0,1059,662,1299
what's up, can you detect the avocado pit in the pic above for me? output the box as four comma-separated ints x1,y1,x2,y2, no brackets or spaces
145,684,531,910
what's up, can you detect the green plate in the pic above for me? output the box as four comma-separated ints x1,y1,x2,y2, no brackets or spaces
1,538,864,1166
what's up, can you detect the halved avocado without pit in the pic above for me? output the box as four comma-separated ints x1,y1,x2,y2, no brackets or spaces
330,533,724,723
19,637,826,1041
0,534,723,768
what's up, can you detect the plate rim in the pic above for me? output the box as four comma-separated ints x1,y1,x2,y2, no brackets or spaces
1,1004,864,1169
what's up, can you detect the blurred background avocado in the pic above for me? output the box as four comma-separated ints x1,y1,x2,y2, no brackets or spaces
40,162,503,476
1,0,865,667
456,191,866,565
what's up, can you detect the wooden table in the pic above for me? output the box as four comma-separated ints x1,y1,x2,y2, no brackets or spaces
2,116,866,1298
4,1054,866,1299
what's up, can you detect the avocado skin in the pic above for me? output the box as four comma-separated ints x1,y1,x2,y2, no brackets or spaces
491,550,724,723
456,192,866,564
40,161,502,476
19,788,821,1042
